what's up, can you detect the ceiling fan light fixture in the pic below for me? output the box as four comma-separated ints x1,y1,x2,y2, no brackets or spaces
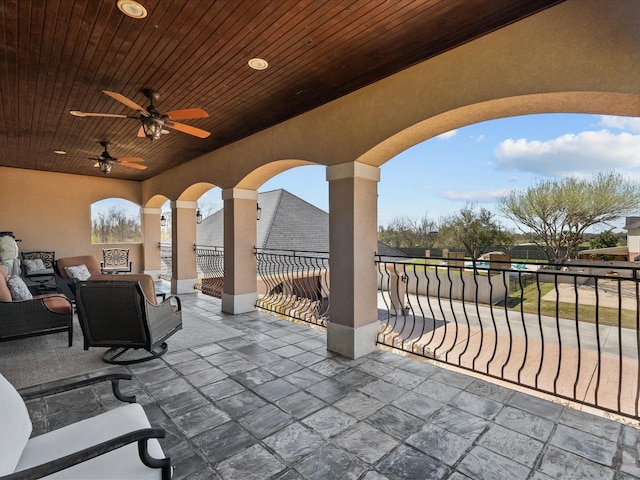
98,160,112,174
117,0,148,19
53,150,67,155
141,117,164,141
248,58,269,70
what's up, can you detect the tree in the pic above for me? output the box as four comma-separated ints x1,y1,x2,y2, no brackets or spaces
499,171,640,264
437,203,513,259
588,229,620,261
91,206,141,243
378,214,438,249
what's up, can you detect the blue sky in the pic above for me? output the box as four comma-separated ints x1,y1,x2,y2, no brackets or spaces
101,113,640,233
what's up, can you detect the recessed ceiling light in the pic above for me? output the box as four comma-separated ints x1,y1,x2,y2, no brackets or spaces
53,150,67,155
117,0,148,19
248,58,269,70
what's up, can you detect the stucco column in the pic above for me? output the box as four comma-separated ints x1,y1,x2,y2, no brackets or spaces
221,188,258,314
141,207,162,279
170,200,198,294
326,161,380,358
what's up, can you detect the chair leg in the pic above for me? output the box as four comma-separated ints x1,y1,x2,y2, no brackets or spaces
102,343,169,365
68,325,73,347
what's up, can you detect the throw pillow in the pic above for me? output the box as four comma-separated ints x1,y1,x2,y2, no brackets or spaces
7,276,33,301
23,258,46,274
64,264,91,281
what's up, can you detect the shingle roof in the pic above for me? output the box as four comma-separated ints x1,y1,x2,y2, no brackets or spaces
196,189,405,257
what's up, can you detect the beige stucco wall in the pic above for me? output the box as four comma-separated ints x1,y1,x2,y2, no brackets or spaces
0,166,144,270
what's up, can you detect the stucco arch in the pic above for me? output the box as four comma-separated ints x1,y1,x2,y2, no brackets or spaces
144,194,169,210
359,92,640,168
236,159,317,190
177,182,217,202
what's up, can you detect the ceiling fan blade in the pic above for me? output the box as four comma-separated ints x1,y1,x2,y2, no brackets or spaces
118,156,145,163
165,108,209,120
70,111,128,118
103,91,149,115
120,161,147,170
165,121,211,138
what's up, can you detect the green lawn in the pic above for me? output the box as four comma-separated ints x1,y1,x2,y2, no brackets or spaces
506,283,638,330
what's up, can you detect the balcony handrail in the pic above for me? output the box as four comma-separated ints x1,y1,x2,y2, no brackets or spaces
376,252,640,421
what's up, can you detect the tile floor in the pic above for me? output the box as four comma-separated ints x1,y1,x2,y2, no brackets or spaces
21,292,640,479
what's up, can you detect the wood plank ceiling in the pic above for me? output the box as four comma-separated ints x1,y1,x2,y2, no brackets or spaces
0,0,564,180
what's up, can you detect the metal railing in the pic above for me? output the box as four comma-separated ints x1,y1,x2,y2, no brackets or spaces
195,245,224,298
255,248,329,327
156,244,640,419
376,254,640,420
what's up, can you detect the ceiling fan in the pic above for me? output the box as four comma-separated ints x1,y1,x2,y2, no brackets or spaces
86,141,147,174
70,89,210,142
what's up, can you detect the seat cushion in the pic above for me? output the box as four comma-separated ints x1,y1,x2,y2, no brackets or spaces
15,403,166,479
0,373,32,476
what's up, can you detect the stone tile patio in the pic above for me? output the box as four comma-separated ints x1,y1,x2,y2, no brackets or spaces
19,292,640,479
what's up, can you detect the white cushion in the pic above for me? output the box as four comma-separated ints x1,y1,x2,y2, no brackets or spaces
7,275,33,301
64,264,91,281
0,373,32,476
23,258,49,274
15,403,166,479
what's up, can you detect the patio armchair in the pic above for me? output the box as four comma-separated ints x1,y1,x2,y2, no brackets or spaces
0,372,172,479
75,276,182,364
54,255,102,300
0,269,73,346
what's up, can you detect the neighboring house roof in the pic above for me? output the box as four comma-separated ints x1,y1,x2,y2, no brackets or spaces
196,189,405,257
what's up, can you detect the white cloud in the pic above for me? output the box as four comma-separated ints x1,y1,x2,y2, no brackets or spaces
437,129,458,140
440,188,512,203
599,115,640,132
494,130,640,177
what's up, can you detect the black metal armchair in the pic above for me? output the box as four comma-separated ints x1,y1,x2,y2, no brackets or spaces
101,248,132,274
20,251,58,294
74,277,182,364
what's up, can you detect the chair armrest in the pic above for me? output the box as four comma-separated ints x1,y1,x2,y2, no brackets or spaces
1,428,171,480
19,373,136,403
149,295,181,312
162,295,181,311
